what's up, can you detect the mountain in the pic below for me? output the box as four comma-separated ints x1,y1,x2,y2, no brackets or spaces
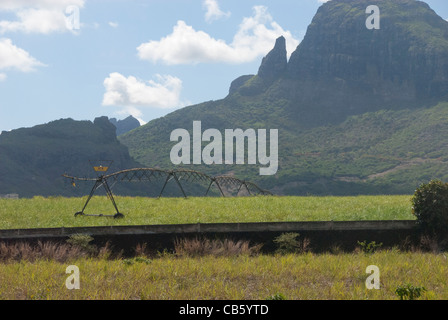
119,0,448,196
281,0,448,125
0,117,142,197
109,116,141,136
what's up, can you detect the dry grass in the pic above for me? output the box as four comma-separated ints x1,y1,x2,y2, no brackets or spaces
0,240,114,263
0,237,447,300
0,237,261,264
173,237,263,257
0,241,86,263
0,250,447,300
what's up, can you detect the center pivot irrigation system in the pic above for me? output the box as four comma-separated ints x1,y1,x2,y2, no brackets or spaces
63,160,272,219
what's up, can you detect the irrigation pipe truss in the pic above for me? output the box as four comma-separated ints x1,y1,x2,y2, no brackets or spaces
63,167,272,218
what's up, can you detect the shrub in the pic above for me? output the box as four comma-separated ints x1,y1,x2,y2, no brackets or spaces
122,258,135,266
411,180,448,237
266,293,287,300
273,232,310,254
395,284,427,300
357,240,383,254
66,234,97,255
122,257,151,266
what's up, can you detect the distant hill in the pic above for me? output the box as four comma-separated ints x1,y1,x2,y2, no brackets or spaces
109,116,141,136
0,117,142,197
119,0,448,195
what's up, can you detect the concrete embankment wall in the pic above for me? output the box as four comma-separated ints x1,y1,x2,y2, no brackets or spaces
0,220,419,254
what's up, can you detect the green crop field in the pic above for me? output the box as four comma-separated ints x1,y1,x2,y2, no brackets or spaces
0,195,415,230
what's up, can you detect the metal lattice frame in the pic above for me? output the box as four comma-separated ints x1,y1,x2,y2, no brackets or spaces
63,168,272,218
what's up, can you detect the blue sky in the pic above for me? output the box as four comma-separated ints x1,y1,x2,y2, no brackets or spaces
0,0,447,132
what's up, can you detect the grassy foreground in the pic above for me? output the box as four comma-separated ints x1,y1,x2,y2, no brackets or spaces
0,195,443,301
0,250,446,300
0,195,415,230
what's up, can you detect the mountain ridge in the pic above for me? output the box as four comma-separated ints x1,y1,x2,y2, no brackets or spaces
109,116,141,136
2,0,448,197
231,0,448,126
119,0,448,195
0,116,142,197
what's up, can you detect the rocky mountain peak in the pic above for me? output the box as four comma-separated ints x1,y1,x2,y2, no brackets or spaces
109,115,141,136
257,36,287,80
286,0,448,102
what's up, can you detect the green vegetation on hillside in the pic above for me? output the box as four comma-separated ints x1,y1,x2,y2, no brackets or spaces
0,117,141,197
117,0,448,197
120,101,448,196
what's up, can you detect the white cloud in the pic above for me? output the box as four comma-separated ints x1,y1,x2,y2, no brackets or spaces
108,22,119,28
137,6,300,65
0,73,6,81
0,0,84,11
0,8,68,34
0,0,85,34
102,72,184,113
0,38,45,73
203,0,230,23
